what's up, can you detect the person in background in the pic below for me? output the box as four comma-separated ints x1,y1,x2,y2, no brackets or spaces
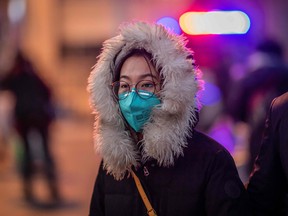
0,50,60,203
88,21,250,216
247,92,288,216
227,39,288,174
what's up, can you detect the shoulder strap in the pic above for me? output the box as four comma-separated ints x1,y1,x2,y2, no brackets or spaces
131,171,157,216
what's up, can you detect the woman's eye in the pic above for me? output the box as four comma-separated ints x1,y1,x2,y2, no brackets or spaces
120,84,129,89
142,82,154,88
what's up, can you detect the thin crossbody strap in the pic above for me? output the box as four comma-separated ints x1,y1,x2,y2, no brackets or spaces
131,171,157,216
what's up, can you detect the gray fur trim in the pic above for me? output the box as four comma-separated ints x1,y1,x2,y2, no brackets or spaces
87,21,203,180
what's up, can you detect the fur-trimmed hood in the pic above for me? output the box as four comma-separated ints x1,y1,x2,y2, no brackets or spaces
88,21,203,180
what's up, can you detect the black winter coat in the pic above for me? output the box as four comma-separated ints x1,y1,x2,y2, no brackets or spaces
89,130,250,216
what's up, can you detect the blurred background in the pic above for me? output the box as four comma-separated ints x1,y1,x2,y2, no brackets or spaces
0,0,288,215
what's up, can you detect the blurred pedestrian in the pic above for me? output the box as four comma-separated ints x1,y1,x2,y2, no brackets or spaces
88,21,250,216
0,50,60,203
227,39,288,173
247,91,288,216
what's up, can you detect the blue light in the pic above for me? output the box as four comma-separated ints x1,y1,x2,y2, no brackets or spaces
157,17,181,35
200,82,222,106
8,0,26,23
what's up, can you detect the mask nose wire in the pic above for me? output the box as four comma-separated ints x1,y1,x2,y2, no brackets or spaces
123,87,136,98
129,81,137,93
126,86,145,99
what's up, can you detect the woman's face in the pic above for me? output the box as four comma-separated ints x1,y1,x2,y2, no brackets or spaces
119,55,160,96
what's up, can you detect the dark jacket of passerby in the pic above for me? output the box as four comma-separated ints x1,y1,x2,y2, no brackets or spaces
247,92,288,216
88,21,251,216
0,52,54,129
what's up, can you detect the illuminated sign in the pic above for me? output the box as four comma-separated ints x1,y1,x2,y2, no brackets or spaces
179,11,251,35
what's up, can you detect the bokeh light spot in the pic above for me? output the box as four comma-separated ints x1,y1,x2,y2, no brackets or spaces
179,11,250,35
8,0,26,23
157,17,181,35
201,82,222,106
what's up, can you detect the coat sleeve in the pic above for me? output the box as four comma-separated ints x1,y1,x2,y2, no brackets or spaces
247,97,288,216
89,161,105,216
205,149,251,216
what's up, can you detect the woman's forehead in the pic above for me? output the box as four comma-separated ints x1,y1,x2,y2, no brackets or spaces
120,55,159,79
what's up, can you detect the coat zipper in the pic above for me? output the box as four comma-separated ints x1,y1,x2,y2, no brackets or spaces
143,166,150,177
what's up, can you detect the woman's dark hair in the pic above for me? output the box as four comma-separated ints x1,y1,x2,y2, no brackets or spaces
112,49,157,83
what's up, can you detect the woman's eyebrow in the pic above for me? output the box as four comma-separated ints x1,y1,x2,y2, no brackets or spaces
141,73,158,80
120,73,158,80
119,75,131,81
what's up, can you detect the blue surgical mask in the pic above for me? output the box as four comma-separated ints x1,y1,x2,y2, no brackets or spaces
119,89,161,132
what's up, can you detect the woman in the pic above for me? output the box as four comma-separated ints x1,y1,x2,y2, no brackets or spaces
88,21,250,216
